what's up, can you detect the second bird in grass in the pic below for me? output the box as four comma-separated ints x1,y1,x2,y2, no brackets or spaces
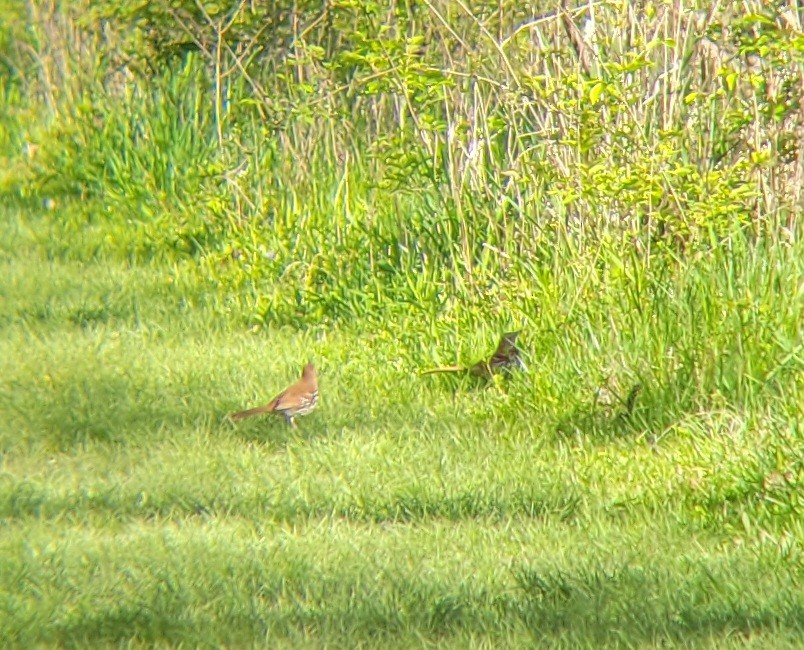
421,331,525,378
230,363,318,428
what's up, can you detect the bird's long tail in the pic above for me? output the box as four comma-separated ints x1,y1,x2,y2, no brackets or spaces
420,365,468,376
229,403,276,421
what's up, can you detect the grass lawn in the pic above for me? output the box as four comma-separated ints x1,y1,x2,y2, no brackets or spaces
1,205,802,648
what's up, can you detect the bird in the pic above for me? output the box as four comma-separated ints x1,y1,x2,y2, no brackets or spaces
230,363,318,428
421,331,525,378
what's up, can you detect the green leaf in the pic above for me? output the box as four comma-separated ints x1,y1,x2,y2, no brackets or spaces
589,81,605,104
724,72,739,92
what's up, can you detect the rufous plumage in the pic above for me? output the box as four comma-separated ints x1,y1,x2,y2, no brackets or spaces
230,363,318,427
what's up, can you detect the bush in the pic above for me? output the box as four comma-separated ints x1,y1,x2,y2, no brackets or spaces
2,0,801,327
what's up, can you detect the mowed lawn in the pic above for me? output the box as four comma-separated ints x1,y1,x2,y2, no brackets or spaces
1,208,802,648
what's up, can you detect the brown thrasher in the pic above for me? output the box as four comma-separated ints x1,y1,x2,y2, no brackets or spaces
421,331,525,378
230,363,318,428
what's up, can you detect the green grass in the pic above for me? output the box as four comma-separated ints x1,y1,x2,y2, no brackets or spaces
2,1,802,645
1,201,802,649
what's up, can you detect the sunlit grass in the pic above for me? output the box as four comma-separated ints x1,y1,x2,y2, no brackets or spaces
2,0,802,643
1,207,802,647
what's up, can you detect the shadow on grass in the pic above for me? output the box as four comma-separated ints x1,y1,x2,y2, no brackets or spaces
2,366,222,451
25,554,804,648
509,561,803,647
224,415,323,450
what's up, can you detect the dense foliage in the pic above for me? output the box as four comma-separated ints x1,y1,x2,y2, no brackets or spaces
4,1,800,321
